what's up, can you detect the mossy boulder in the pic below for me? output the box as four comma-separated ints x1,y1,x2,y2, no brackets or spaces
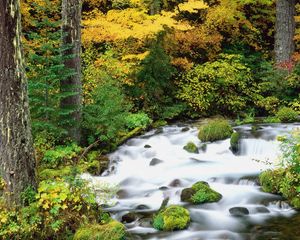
181,181,222,204
74,221,126,240
183,142,199,154
153,205,190,231
198,119,233,142
230,132,240,153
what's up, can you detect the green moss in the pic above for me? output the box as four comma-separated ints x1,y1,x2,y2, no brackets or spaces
230,132,240,153
259,169,284,194
74,221,126,240
198,119,233,142
153,205,190,231
190,182,222,204
275,107,298,122
152,120,168,128
291,197,300,210
183,142,199,153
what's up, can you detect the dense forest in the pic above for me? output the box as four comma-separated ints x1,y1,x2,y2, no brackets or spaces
0,0,299,239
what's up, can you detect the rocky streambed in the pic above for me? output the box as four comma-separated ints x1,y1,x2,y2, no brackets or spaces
84,123,300,240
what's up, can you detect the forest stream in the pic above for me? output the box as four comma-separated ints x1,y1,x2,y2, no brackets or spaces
83,123,300,240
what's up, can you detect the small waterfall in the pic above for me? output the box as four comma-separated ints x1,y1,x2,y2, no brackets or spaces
239,138,279,157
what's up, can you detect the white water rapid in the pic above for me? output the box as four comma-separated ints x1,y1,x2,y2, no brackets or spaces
83,123,300,240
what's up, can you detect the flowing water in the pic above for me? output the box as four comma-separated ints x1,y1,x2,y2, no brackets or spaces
83,123,300,240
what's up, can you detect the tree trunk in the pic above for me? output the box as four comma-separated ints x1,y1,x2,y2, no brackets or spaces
0,0,37,205
274,0,296,65
61,0,82,143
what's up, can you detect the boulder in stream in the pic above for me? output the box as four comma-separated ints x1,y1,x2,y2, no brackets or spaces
183,142,199,153
121,212,140,223
153,205,190,231
230,132,240,154
229,207,249,216
181,181,222,204
150,158,164,166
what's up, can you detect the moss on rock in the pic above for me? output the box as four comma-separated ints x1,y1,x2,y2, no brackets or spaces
183,142,199,153
230,132,240,153
74,221,126,240
153,205,190,231
198,119,233,142
181,181,222,204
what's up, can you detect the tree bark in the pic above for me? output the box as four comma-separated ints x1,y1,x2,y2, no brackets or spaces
61,0,82,143
0,0,37,205
274,0,296,65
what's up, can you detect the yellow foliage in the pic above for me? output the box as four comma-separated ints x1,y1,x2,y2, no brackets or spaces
82,8,192,45
178,0,208,13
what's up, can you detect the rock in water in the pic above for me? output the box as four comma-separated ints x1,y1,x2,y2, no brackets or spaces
229,207,250,216
149,158,164,166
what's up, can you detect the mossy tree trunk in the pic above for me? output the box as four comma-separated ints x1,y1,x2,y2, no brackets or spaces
0,0,37,205
274,0,296,65
61,0,82,143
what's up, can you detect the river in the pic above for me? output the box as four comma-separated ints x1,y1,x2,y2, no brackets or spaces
83,123,300,240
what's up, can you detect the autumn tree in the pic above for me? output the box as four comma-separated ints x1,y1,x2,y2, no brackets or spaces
275,0,296,65
61,0,83,143
0,0,37,205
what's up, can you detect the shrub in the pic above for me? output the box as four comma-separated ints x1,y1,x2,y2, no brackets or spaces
177,54,254,115
198,119,233,142
74,220,126,240
125,112,151,130
153,205,190,231
259,131,300,209
0,177,100,239
41,144,82,168
83,76,131,144
263,116,281,123
275,107,298,122
259,169,284,193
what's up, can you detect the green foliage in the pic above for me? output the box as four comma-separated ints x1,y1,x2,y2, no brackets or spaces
259,169,283,193
275,107,298,123
83,76,131,143
178,54,254,115
279,131,300,173
125,112,152,130
153,205,190,231
263,116,281,123
131,34,179,119
255,62,300,114
260,131,300,209
0,177,102,239
42,144,82,168
183,142,199,153
74,220,126,240
198,119,233,142
190,182,222,204
26,2,75,139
